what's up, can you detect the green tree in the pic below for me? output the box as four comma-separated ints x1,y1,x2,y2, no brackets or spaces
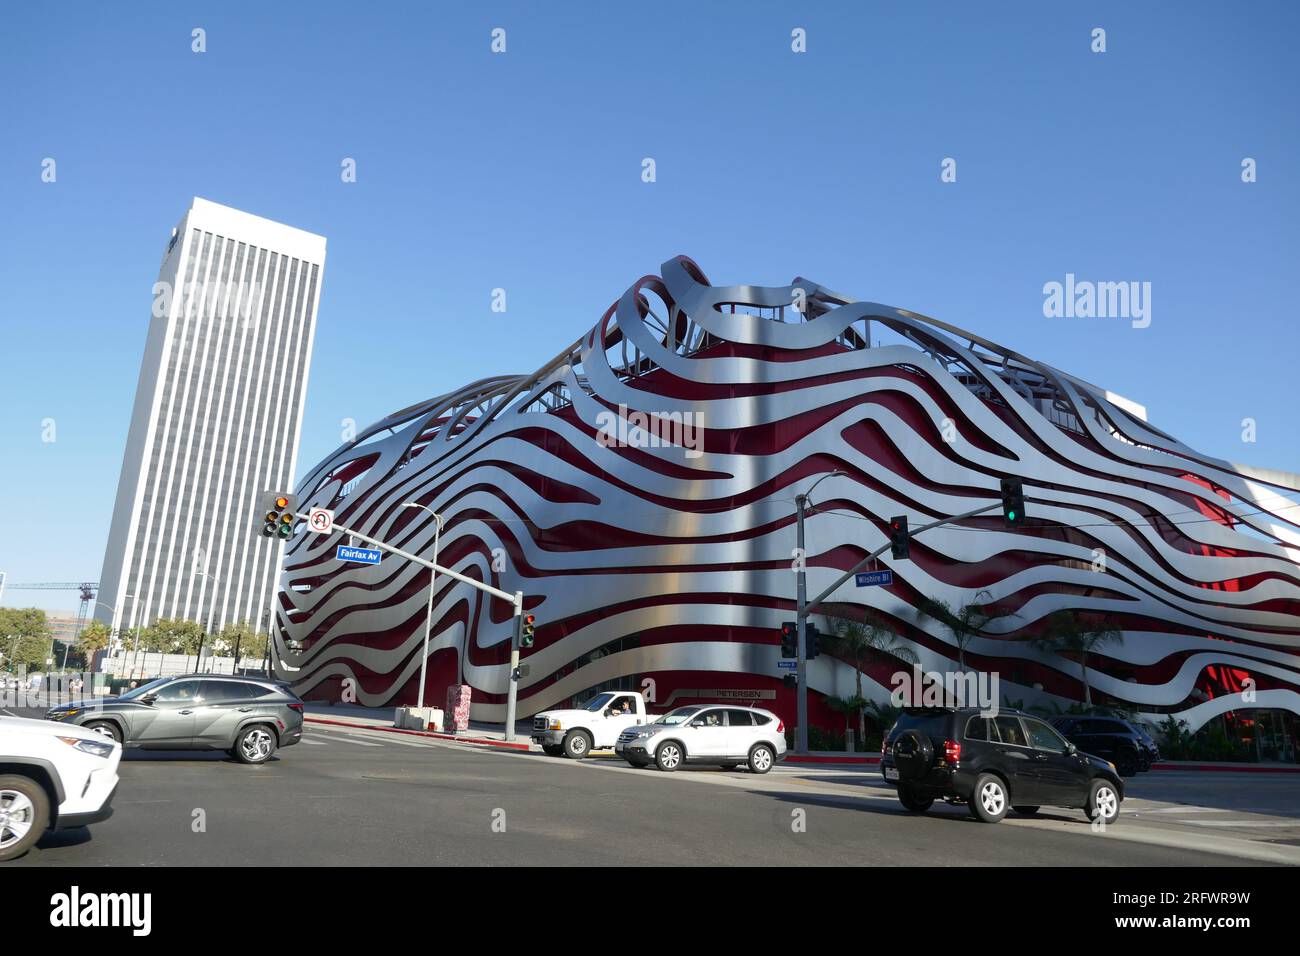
78,621,112,660
823,612,919,738
1029,610,1123,707
141,618,207,655
0,607,52,671
916,590,1015,672
215,621,266,663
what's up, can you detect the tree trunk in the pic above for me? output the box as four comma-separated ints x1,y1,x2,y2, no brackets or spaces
1081,652,1092,706
855,651,865,739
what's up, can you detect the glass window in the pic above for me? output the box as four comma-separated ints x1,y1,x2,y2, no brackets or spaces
155,679,202,702
725,709,754,727
201,681,256,702
606,695,636,715
691,709,724,728
1023,718,1069,753
994,716,1028,747
965,716,990,740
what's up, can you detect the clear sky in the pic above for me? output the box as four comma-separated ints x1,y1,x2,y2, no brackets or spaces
2,1,1297,615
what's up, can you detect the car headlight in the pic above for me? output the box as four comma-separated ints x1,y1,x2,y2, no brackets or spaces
51,708,81,719
57,736,115,759
548,719,562,731
635,731,652,739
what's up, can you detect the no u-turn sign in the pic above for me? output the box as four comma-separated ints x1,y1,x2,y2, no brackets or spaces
308,508,334,534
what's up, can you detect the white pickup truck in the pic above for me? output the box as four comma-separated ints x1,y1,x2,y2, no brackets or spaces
531,691,655,758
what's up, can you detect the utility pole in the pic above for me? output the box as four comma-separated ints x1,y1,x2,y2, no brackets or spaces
795,492,810,754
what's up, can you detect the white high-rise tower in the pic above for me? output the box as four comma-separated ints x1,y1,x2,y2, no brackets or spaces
97,198,326,643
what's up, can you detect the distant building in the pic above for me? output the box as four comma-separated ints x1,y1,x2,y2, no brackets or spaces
97,198,327,641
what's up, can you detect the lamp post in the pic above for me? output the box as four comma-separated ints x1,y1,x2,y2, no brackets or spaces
193,572,221,674
93,598,133,676
402,502,445,710
793,469,842,755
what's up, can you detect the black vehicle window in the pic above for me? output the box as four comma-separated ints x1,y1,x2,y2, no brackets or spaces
751,712,771,726
725,709,754,727
201,681,257,702
890,712,953,740
994,716,1028,747
1100,720,1128,733
964,716,990,740
1023,717,1069,754
154,680,201,702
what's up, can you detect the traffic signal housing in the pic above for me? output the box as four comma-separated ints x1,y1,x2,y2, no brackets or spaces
1000,478,1026,526
889,515,910,560
520,613,536,648
806,622,820,660
780,621,797,659
259,491,299,540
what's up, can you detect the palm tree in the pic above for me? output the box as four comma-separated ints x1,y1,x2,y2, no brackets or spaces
916,590,1015,672
1030,610,1123,707
823,612,919,738
825,695,868,738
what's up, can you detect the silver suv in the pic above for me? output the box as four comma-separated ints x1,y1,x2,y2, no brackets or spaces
615,705,787,773
45,675,304,765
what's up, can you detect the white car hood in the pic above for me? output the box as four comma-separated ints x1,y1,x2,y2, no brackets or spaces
0,714,105,743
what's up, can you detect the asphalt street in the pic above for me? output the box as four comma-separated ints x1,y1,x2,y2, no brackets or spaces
10,720,1300,867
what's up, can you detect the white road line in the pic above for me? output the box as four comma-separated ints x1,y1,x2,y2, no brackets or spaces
300,738,328,746
321,734,383,747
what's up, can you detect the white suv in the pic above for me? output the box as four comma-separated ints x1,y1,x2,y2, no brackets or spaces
615,705,787,773
0,715,122,861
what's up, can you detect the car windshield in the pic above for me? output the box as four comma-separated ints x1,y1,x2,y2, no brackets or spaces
581,693,616,712
118,677,172,700
658,706,702,725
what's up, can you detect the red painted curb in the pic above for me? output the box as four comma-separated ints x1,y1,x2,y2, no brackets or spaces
305,716,531,751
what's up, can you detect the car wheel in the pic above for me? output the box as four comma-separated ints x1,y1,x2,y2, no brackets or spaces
541,744,564,757
84,720,121,744
1012,805,1040,815
898,787,934,813
1087,779,1121,825
233,725,277,765
747,744,775,775
969,773,1009,823
655,740,684,771
1115,748,1139,777
0,775,50,862
562,730,592,759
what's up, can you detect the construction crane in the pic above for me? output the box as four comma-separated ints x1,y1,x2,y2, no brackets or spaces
0,575,99,640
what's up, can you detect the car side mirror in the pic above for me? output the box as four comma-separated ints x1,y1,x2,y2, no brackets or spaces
1066,742,1077,755
141,693,158,704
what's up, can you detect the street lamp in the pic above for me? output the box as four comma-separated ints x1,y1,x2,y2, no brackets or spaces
793,469,843,755
402,501,445,710
193,572,221,674
93,598,133,674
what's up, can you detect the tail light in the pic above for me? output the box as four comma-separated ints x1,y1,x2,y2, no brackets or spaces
880,735,890,755
943,739,961,765
776,720,785,733
288,702,304,713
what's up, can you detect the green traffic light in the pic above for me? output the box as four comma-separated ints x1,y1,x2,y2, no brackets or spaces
1008,511,1017,521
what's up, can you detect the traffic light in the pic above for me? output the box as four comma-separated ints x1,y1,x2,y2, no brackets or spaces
889,515,910,560
806,622,820,660
259,491,299,540
782,674,797,690
520,614,536,648
780,621,797,659
1000,478,1026,526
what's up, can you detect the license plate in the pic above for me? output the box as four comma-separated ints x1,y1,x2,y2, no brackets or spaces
615,742,624,752
884,767,899,781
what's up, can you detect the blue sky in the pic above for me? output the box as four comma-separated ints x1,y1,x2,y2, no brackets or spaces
2,1,1297,614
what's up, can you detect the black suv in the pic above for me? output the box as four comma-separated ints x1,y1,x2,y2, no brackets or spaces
1049,715,1156,776
880,707,1124,824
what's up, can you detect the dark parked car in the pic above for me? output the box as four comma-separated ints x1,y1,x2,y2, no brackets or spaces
1049,715,1155,775
880,707,1124,824
44,675,304,765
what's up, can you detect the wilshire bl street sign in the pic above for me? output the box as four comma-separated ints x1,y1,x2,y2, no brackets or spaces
854,569,894,588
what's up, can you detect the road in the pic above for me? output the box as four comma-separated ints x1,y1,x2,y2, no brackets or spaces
9,720,1300,866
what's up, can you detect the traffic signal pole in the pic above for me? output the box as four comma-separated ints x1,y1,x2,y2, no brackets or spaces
793,498,1005,754
503,595,525,742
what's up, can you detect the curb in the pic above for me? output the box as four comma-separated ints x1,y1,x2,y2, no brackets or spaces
305,716,531,751
1149,761,1300,774
785,754,879,765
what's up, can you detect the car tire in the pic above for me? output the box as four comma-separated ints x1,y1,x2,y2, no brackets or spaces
541,744,564,757
232,724,278,765
84,720,121,744
747,744,775,775
655,740,684,771
0,774,51,862
969,773,1009,823
898,787,934,813
1115,748,1139,777
562,730,592,759
1012,805,1040,815
1087,779,1121,826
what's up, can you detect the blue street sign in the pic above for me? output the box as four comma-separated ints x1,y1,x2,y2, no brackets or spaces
777,660,797,670
855,569,894,588
336,544,382,565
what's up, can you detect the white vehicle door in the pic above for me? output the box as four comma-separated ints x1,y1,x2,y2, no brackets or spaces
723,708,757,758
684,707,729,757
593,694,642,748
